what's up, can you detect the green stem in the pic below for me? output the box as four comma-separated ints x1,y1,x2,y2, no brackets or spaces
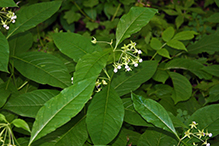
111,3,121,21
103,68,111,81
150,51,158,60
17,81,28,90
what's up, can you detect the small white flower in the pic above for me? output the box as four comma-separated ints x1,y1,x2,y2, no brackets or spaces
12,19,15,23
137,50,142,54
208,133,212,137
13,15,17,19
114,68,118,73
134,63,138,67
71,77,73,84
125,65,129,69
139,58,143,63
117,65,121,69
126,67,131,71
206,143,210,146
3,24,7,28
5,26,9,30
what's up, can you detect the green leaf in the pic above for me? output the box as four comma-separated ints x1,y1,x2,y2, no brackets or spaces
185,0,194,8
9,31,33,55
83,0,99,7
157,48,171,59
205,84,219,105
162,27,175,42
12,52,71,88
202,65,219,77
166,39,187,51
137,128,177,146
0,114,7,122
54,116,88,146
186,104,219,137
215,0,219,7
207,12,219,23
123,98,154,127
0,83,11,108
173,31,198,40
29,77,96,145
86,85,124,145
0,0,18,7
7,1,62,39
131,93,178,138
152,63,169,84
4,89,60,118
12,119,31,132
52,32,102,62
175,14,184,29
169,72,192,104
188,31,219,54
112,61,158,96
150,37,162,50
63,9,81,24
163,9,179,16
73,50,110,84
0,31,9,73
165,58,212,80
115,7,157,48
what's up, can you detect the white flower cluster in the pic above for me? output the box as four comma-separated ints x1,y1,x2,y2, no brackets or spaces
113,41,143,73
0,8,17,30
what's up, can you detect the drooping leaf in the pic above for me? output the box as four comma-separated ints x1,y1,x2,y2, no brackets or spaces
29,77,96,145
115,7,157,48
111,61,158,96
0,114,7,123
12,119,31,132
205,84,219,104
173,31,198,40
0,31,9,73
186,104,219,137
166,39,187,51
54,116,88,146
169,72,192,104
73,50,110,84
52,32,102,62
137,128,177,146
162,27,175,42
7,1,62,38
165,58,212,80
188,31,219,54
12,52,71,88
0,0,17,7
4,89,60,118
9,31,33,55
86,85,124,145
201,65,219,77
123,98,154,127
131,93,179,138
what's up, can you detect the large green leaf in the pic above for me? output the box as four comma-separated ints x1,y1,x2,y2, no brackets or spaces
186,104,219,137
54,116,88,146
137,128,177,146
169,72,192,104
115,7,157,48
12,52,71,88
207,12,219,23
205,84,219,104
52,32,102,62
7,1,62,39
152,62,169,84
111,61,158,96
201,65,219,77
86,85,124,145
0,31,9,73
73,50,110,84
0,83,11,108
9,31,33,55
28,77,96,145
4,89,60,118
131,93,179,138
123,98,154,127
0,0,17,7
165,58,212,80
188,31,219,54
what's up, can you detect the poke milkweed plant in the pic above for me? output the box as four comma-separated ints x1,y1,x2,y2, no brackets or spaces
0,0,219,146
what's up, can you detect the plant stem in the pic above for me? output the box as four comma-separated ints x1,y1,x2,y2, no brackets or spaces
111,3,121,21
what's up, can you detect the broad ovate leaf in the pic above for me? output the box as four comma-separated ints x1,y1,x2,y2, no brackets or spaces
111,61,158,96
86,85,124,145
4,89,60,118
166,39,187,51
73,50,110,84
169,72,192,104
115,7,157,48
7,1,61,38
162,27,175,42
52,32,102,62
173,31,198,40
0,31,9,73
12,52,71,88
12,119,31,132
29,77,96,145
131,93,179,139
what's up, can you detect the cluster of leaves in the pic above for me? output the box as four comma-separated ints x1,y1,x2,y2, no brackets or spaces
0,0,219,146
